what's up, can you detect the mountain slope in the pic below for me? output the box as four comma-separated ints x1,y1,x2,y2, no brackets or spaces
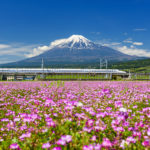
0,35,140,67
110,58,150,72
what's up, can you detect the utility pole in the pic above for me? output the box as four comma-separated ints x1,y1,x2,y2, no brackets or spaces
41,58,44,79
100,58,101,69
129,69,131,79
41,58,44,69
100,58,108,69
105,59,108,69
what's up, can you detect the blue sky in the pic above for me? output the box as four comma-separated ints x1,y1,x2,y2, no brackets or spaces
0,0,150,63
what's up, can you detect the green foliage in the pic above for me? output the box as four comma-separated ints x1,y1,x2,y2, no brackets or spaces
110,58,150,73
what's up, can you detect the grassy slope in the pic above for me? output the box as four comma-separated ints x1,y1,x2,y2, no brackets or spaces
109,58,150,73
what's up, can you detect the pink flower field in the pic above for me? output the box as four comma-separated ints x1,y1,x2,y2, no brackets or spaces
0,81,150,150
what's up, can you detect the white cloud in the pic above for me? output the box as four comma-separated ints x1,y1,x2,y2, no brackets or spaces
0,43,38,64
102,43,111,47
116,46,150,57
96,40,121,47
101,42,121,47
133,42,143,46
123,38,133,43
97,38,149,57
123,38,143,46
0,45,37,56
0,44,11,49
110,42,121,46
130,45,134,48
25,45,50,57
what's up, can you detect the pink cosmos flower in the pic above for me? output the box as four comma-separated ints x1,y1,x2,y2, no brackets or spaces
147,128,150,136
20,125,27,131
102,138,112,147
99,126,106,131
23,117,32,123
45,99,53,106
42,142,51,149
96,112,106,118
10,143,20,149
19,132,31,139
142,140,150,147
83,144,94,150
115,101,122,108
1,118,9,122
119,107,127,112
83,127,92,133
61,135,72,143
133,105,137,108
14,118,20,122
52,147,61,150
91,135,96,141
117,115,126,121
94,144,101,150
76,102,83,107
94,126,101,131
45,117,52,122
132,131,141,138
56,139,66,145
115,127,125,132
106,107,112,111
126,136,136,143
42,128,48,133
53,113,58,117
120,140,128,149
86,119,94,127
46,121,56,127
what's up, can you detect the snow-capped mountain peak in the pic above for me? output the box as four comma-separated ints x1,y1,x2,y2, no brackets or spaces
50,35,95,49
68,35,90,44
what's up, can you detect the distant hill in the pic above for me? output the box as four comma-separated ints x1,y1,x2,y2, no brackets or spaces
0,35,140,68
110,58,150,73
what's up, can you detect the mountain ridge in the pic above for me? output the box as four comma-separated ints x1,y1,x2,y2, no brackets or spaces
0,35,143,67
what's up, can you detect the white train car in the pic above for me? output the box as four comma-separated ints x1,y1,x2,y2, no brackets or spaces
0,68,127,80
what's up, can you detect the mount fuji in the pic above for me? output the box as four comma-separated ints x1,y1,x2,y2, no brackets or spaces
1,35,139,67
48,35,96,50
